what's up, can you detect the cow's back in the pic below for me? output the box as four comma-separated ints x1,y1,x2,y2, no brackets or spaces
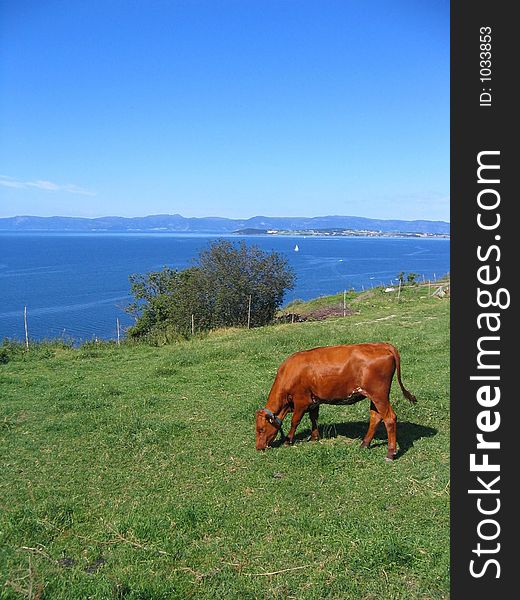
273,343,395,398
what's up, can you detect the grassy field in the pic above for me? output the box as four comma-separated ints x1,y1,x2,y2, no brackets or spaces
1,284,449,599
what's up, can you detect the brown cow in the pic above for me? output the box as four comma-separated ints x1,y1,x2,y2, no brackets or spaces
255,342,416,460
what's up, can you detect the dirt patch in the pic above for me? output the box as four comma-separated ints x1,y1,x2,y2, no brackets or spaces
275,304,354,323
307,305,354,320
273,313,308,324
84,556,106,574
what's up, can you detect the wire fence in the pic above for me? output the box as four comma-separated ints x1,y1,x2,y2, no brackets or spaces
13,273,450,349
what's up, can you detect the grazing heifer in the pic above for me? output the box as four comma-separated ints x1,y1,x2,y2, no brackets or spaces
255,342,416,460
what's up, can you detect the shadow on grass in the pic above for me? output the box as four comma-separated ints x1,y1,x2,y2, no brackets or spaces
280,420,437,459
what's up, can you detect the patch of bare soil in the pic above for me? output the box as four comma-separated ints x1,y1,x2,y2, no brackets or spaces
306,305,354,320
275,304,354,323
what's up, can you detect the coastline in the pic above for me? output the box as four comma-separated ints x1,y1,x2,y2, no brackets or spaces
233,228,450,239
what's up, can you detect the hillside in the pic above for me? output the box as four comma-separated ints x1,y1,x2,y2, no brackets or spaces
0,213,450,235
0,284,450,599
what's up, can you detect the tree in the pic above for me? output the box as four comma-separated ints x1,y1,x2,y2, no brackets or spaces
126,240,295,340
126,266,212,339
197,240,295,328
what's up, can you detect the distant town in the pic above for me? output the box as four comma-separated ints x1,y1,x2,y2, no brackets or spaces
234,228,450,239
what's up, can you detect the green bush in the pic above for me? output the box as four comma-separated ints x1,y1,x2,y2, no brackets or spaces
0,340,24,363
126,240,295,339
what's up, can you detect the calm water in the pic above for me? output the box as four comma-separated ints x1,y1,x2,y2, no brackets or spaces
0,232,449,342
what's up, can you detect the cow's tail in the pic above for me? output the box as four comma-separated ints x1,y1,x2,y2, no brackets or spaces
388,344,417,404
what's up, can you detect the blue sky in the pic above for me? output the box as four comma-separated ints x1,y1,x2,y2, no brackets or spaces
0,0,449,221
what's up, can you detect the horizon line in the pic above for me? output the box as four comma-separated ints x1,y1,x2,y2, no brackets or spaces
0,213,451,223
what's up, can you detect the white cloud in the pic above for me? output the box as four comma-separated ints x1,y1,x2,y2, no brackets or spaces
0,175,96,196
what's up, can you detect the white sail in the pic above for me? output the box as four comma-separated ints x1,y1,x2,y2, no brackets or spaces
294,244,299,252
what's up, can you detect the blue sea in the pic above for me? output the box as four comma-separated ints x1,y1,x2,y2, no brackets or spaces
0,232,449,342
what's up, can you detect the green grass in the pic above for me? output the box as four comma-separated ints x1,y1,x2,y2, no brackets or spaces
1,284,449,599
282,291,356,315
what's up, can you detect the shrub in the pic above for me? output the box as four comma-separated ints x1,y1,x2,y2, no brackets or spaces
126,240,295,339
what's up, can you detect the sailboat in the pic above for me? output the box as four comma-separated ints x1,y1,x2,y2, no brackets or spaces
294,244,299,252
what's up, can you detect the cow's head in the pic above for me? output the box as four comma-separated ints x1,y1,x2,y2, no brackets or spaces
255,409,282,450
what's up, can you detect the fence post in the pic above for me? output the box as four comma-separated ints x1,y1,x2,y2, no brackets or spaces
191,314,195,336
343,290,346,317
24,305,29,350
116,318,120,346
247,295,252,329
397,280,402,303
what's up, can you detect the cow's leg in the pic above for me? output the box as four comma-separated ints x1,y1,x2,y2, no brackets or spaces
360,401,382,448
368,395,397,461
284,403,307,445
309,404,320,441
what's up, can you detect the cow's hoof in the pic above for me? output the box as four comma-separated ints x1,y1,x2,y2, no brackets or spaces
360,441,370,449
385,454,396,462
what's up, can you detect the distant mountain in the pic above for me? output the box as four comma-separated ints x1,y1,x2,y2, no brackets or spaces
0,214,450,235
